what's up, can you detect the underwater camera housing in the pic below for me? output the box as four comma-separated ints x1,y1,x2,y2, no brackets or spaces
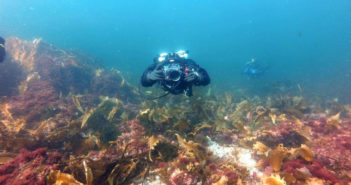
157,50,190,82
162,63,197,82
163,64,182,82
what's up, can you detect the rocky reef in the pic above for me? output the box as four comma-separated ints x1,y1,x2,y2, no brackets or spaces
0,37,350,185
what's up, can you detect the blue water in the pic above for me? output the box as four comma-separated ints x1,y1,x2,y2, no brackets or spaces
1,0,351,101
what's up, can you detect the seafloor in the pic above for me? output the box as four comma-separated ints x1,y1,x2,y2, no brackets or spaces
0,37,350,185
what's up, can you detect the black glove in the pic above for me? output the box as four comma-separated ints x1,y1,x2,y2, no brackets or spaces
147,64,164,81
184,72,199,82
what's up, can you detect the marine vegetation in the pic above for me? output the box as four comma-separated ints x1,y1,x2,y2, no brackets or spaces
0,37,350,185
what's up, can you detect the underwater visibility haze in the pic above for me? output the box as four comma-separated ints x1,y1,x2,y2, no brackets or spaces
0,0,351,184
1,0,351,99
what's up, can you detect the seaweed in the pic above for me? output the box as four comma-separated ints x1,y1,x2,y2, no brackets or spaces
1,37,351,184
47,170,84,185
0,148,62,185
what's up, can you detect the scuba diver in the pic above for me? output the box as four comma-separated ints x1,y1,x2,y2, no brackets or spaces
242,58,269,78
141,50,210,97
0,37,5,63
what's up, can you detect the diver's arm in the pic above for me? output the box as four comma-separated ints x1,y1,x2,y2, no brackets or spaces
141,63,157,87
185,59,210,86
194,67,210,86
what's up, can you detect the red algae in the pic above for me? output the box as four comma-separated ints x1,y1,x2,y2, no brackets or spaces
9,80,59,127
116,119,149,156
169,168,199,185
282,159,341,184
0,148,61,185
308,118,351,181
307,161,340,184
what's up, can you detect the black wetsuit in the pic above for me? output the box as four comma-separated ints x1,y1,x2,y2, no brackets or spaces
0,37,5,63
141,59,210,96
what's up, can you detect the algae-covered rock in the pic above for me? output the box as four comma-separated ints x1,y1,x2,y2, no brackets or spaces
3,36,139,100
0,37,141,153
80,97,126,144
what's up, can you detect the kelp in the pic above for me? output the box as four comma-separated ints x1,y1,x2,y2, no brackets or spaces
269,95,308,119
298,144,314,162
212,176,228,185
263,174,286,185
279,173,296,185
0,103,25,133
6,37,41,71
269,144,289,172
47,170,84,185
326,112,341,129
176,134,210,163
78,96,125,144
148,135,178,162
253,141,270,156
72,95,85,114
81,108,95,129
107,158,148,185
0,152,16,165
83,160,93,185
305,178,324,185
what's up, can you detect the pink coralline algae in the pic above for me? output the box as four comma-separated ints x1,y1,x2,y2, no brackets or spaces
282,159,340,183
167,165,238,185
0,148,61,185
169,168,199,185
258,121,307,148
257,116,351,183
307,161,340,184
205,165,238,184
9,80,59,127
308,119,351,177
116,119,148,156
312,134,351,171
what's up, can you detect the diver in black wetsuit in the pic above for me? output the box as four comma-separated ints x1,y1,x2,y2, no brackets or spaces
0,37,5,63
141,51,210,97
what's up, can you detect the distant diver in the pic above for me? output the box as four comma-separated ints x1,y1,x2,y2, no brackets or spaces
242,58,269,78
0,37,5,63
141,50,210,97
